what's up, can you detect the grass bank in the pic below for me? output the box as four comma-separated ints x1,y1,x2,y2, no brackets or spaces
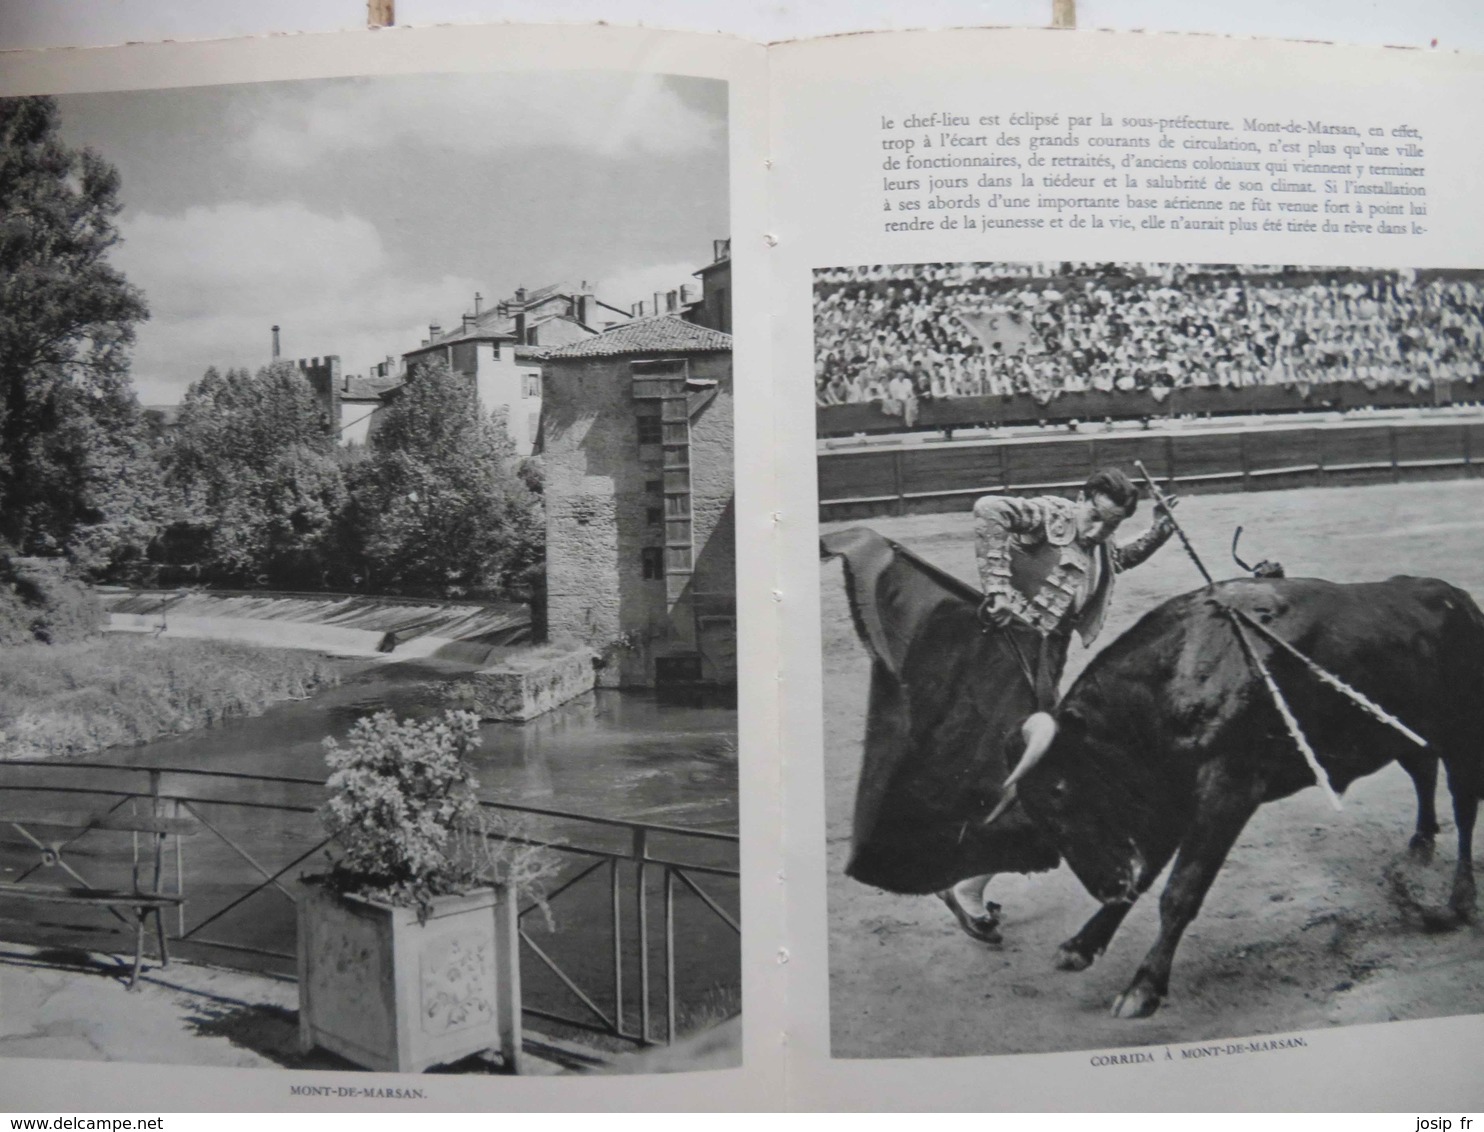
0,636,341,759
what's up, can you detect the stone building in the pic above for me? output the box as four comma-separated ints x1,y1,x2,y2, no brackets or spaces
295,355,342,434
402,283,635,457
337,368,403,446
540,316,735,688
688,238,731,334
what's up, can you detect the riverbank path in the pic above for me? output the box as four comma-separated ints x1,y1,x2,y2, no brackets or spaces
0,943,567,1075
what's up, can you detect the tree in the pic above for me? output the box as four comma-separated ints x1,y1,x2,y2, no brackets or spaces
22,379,166,580
161,362,345,588
0,96,150,552
345,362,542,598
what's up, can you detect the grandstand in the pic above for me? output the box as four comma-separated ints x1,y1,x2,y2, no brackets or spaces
814,263,1484,434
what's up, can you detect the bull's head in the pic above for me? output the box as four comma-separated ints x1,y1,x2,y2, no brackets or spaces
985,711,1176,905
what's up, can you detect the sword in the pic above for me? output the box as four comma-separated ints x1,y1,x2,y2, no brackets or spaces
1134,459,1213,587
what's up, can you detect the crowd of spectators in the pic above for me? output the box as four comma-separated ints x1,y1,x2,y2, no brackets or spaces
813,263,1484,413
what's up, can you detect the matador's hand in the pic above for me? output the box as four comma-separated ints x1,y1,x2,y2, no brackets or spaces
977,592,1016,629
1153,492,1180,538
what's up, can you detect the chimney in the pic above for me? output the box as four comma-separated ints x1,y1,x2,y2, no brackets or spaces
513,286,528,342
666,289,679,313
462,313,474,334
577,281,594,327
429,321,441,341
653,292,663,318
271,325,281,360
386,355,395,377
474,291,483,317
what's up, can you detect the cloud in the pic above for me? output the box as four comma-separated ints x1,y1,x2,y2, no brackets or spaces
237,73,719,168
113,201,483,404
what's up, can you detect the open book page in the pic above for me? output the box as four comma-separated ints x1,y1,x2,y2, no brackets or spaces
0,23,783,1110
770,27,1484,1110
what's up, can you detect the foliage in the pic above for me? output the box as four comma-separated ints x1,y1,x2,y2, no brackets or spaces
319,709,560,918
0,636,339,758
21,389,166,579
343,362,542,598
0,96,153,560
160,363,345,587
0,554,101,646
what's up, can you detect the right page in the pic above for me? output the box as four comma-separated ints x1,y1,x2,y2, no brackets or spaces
769,27,1484,1110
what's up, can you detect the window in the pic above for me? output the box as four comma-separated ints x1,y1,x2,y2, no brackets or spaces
644,479,662,495
647,507,663,526
523,374,541,398
637,417,663,445
641,547,664,580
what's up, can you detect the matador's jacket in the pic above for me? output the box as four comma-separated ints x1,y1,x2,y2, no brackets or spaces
973,494,1171,646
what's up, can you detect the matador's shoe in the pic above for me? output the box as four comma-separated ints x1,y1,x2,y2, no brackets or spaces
937,889,1003,944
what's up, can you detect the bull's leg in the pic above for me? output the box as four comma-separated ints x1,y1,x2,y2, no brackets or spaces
1447,783,1477,923
1055,901,1133,972
1058,839,1178,971
1112,779,1261,1019
1404,756,1440,863
1419,766,1480,931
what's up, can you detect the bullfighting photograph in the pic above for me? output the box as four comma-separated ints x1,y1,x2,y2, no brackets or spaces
815,260,1484,1057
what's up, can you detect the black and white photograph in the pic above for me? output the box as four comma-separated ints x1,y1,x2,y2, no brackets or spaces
0,69,739,1076
816,260,1484,1057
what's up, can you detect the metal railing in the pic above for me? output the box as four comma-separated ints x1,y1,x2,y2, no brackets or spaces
0,760,739,1048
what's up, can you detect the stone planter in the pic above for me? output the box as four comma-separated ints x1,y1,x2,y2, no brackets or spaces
297,885,522,1073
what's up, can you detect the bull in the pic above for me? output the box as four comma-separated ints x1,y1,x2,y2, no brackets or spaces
994,574,1482,1018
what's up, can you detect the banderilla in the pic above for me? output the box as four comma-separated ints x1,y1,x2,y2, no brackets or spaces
1133,459,1213,587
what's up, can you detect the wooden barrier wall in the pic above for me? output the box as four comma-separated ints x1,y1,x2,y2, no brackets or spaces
818,419,1484,520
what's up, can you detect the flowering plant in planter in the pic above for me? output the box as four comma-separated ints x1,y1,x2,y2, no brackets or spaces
318,709,556,917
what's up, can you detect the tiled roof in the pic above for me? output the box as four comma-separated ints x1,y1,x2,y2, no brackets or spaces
407,283,624,355
544,316,732,359
342,374,403,400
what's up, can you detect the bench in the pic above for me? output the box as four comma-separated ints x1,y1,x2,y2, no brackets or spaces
0,808,198,989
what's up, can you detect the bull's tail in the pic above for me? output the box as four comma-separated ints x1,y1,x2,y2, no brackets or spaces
1455,583,1484,800
1413,577,1484,801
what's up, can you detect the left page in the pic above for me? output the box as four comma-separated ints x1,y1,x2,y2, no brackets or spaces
0,23,780,1111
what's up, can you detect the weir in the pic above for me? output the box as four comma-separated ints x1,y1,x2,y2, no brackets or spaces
101,589,530,663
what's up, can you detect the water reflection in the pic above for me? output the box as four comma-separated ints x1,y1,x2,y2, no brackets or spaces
116,658,738,834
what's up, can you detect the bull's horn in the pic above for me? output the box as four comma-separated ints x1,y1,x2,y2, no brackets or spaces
981,784,1018,828
981,713,1059,829
1003,712,1058,792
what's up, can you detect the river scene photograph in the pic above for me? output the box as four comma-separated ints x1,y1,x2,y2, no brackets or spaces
0,68,739,1077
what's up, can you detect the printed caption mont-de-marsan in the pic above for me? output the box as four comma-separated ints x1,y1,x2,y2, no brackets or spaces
878,111,1429,238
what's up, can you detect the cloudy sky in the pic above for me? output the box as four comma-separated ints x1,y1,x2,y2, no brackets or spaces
54,71,728,405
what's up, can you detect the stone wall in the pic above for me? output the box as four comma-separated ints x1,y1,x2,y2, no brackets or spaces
445,646,597,722
297,356,342,435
